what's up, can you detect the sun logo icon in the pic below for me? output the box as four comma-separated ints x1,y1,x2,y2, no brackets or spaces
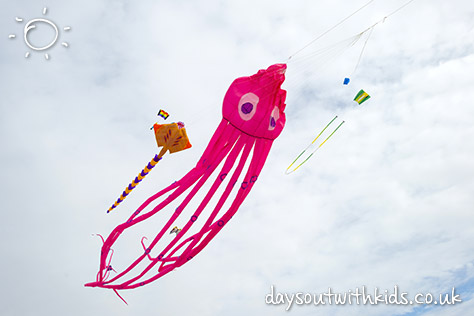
8,7,71,60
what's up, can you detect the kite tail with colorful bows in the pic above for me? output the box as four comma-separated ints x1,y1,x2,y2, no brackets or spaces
107,147,167,213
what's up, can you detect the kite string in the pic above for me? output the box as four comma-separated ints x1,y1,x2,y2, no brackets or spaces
347,0,416,75
186,1,418,131
385,0,416,19
287,0,376,61
350,26,374,76
287,0,417,62
357,0,417,35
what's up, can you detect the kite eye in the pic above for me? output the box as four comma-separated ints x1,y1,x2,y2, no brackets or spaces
268,106,280,131
238,92,259,121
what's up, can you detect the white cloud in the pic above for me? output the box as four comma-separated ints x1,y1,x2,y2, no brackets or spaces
0,0,473,315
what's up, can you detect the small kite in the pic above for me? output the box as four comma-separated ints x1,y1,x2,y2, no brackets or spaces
170,226,182,235
107,122,192,213
158,109,170,120
286,116,344,174
343,77,350,85
86,64,287,292
354,89,370,105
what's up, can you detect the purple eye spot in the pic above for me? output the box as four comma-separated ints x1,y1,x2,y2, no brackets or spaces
270,117,276,127
241,102,253,114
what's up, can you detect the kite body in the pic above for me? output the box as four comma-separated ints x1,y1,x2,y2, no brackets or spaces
85,64,287,290
354,89,370,104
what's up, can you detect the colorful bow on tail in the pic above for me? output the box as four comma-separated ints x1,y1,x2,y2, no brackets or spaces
107,122,192,213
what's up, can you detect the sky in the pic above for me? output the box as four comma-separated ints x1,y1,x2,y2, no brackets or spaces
1,0,473,315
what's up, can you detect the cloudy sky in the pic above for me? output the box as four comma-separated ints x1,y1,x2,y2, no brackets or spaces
1,0,473,315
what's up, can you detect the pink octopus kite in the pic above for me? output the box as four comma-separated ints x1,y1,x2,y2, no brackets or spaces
85,64,287,294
